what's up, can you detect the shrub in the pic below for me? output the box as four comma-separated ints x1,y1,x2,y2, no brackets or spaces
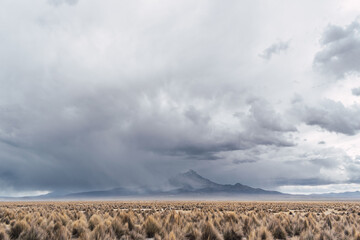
185,223,200,240
223,228,243,240
242,217,251,237
19,225,46,240
258,226,273,240
111,218,126,239
167,231,176,240
72,219,88,239
10,220,29,239
0,228,9,240
120,213,134,231
144,216,161,238
89,214,102,231
300,230,314,240
355,233,360,240
201,222,222,240
91,224,106,240
53,222,70,240
272,225,286,240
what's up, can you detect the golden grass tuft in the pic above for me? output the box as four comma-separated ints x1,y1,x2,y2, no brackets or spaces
0,228,8,240
144,215,161,238
0,201,359,240
10,220,29,239
201,221,222,240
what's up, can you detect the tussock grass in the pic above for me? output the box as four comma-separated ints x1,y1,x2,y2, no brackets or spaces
10,220,29,239
0,228,9,240
144,215,161,238
201,221,222,240
0,201,359,239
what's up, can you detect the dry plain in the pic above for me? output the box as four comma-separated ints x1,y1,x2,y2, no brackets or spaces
0,201,359,240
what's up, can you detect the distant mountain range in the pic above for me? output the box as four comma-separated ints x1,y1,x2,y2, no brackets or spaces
308,191,360,199
167,169,282,196
2,170,360,200
56,169,283,199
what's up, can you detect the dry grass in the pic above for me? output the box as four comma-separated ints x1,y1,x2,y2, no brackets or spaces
0,201,359,239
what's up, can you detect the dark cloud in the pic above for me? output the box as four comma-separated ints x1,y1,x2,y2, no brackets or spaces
245,98,297,132
259,40,290,60
352,87,360,96
233,159,257,164
1,1,360,195
293,99,360,135
0,76,297,192
314,20,360,78
121,97,296,161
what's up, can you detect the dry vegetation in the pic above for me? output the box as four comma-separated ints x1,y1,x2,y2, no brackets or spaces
0,201,359,239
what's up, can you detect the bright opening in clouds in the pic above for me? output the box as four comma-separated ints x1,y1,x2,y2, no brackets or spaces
1,0,360,196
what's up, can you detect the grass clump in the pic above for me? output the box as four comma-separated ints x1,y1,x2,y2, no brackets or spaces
144,215,161,238
223,228,243,240
10,220,29,239
201,221,222,240
89,214,102,231
0,201,360,240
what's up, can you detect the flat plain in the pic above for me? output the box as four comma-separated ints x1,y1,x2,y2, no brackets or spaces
0,201,359,240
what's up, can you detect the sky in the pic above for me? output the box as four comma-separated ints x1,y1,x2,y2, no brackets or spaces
1,0,360,196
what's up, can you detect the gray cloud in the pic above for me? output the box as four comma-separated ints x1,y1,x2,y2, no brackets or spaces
274,177,336,186
259,40,290,60
314,19,360,78
1,0,360,195
48,0,79,6
293,99,360,135
244,98,296,133
233,159,257,164
352,87,360,96
120,96,296,162
205,145,354,190
0,82,297,192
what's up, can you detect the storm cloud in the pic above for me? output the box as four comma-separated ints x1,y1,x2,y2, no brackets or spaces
1,0,360,196
352,87,360,96
293,99,360,135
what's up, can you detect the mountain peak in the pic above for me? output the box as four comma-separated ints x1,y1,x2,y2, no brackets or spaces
169,169,219,190
169,170,282,195
183,169,200,176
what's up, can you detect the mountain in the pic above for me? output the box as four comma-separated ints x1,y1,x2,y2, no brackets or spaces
308,191,360,199
168,170,282,195
3,170,284,199
65,187,140,198
54,169,282,199
4,171,360,200
169,169,219,190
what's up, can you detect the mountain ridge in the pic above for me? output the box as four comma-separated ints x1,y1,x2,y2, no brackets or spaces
3,170,360,200
47,169,283,199
167,169,282,195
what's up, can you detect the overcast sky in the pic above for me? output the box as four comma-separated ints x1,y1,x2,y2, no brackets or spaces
1,0,360,196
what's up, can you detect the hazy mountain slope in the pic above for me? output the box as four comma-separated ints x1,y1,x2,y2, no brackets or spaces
168,169,221,190
308,191,360,199
13,170,285,199
168,170,282,195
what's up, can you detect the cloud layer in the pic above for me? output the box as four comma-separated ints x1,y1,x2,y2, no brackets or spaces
314,19,360,79
1,0,360,195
